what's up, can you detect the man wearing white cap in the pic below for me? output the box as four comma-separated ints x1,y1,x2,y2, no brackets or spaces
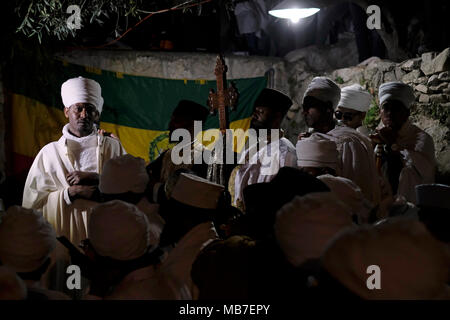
296,134,377,223
84,200,175,299
0,206,70,299
299,77,381,205
335,84,372,135
22,76,126,245
372,81,436,203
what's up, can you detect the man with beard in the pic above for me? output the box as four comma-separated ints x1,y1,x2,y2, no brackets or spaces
229,88,297,209
22,76,126,245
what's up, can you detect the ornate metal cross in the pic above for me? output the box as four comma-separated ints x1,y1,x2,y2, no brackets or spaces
207,55,238,134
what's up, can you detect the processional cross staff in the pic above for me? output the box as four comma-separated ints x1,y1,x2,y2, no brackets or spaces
206,55,238,185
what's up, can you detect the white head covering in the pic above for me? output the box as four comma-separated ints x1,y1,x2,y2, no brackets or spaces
378,81,415,109
317,174,374,224
338,84,372,112
274,192,354,267
303,77,341,110
296,133,339,171
0,266,27,300
99,155,149,194
0,206,56,273
61,76,104,113
416,184,450,209
171,173,224,209
88,200,154,261
322,218,450,299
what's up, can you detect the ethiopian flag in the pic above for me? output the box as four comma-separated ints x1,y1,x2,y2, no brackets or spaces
4,58,267,176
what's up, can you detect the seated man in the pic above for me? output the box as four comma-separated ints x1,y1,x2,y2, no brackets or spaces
84,200,172,299
22,76,126,245
0,206,70,300
372,81,436,204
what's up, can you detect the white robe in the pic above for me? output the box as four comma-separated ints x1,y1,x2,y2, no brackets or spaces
232,137,297,206
327,125,381,205
379,120,436,204
22,127,126,245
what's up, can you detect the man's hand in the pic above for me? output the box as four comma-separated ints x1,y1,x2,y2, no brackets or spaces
297,132,311,141
66,171,99,186
377,127,398,146
68,185,96,201
98,129,118,139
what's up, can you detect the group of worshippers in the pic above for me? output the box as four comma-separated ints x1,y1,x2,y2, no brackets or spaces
0,74,449,300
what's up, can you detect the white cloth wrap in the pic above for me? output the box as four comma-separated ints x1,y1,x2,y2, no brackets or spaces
338,84,372,112
274,192,353,267
0,206,56,273
303,77,341,110
378,81,415,109
61,76,104,113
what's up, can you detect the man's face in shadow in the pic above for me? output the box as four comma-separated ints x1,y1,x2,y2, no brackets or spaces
64,103,96,137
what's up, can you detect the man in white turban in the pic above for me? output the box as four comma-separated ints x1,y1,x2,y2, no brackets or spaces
0,206,70,299
22,76,126,246
299,78,381,205
371,81,436,204
335,83,372,135
274,192,354,268
321,218,450,299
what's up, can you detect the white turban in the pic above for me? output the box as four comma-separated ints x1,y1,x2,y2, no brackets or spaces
274,192,353,267
338,84,372,112
61,76,104,113
0,206,56,273
296,133,339,171
303,77,341,110
99,155,149,194
322,218,450,299
378,81,415,109
88,200,154,261
317,174,374,224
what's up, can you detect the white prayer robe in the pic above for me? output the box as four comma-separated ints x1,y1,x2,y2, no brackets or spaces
327,125,381,205
232,137,297,206
22,130,126,245
158,221,219,300
379,120,436,204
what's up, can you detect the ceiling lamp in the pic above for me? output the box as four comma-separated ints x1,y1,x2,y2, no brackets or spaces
269,0,321,23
